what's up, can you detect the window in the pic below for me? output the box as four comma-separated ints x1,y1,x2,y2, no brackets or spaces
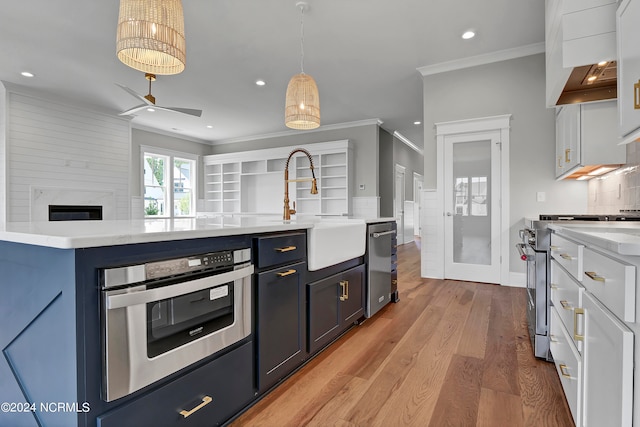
453,175,487,217
143,148,197,218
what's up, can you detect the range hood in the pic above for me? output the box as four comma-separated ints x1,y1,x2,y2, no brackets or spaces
556,61,617,105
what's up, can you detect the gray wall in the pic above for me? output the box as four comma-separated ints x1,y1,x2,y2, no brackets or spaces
423,53,588,274
131,129,213,200
393,133,425,201
209,123,380,200
379,129,394,217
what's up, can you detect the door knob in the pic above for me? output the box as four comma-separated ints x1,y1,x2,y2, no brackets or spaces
446,212,453,216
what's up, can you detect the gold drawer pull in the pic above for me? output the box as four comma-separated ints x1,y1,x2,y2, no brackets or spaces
550,284,559,290
276,269,297,277
635,80,640,109
584,271,605,282
550,245,558,250
560,253,572,260
339,280,349,301
560,300,572,310
180,396,212,418
559,364,571,378
549,334,558,343
574,308,584,341
565,148,571,163
275,246,297,252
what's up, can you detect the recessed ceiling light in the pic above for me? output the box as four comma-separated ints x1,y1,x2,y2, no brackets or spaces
414,121,421,125
206,125,213,129
598,61,608,66
146,108,155,112
21,71,35,77
255,80,266,86
462,30,475,40
587,75,598,82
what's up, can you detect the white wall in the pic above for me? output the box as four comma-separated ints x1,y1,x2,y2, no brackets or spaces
422,53,588,278
0,82,131,222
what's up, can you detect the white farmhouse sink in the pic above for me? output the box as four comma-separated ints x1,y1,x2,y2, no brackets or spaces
307,219,367,271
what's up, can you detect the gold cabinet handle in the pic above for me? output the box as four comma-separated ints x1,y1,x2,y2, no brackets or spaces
560,253,572,260
392,279,398,286
574,308,584,341
180,396,212,418
557,156,563,169
635,80,640,109
550,245,558,251
560,300,572,310
549,334,558,343
550,284,559,290
339,280,349,301
276,269,297,277
565,148,571,163
584,271,605,282
275,246,297,252
559,364,571,378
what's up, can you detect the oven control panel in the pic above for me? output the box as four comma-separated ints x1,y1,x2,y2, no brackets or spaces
146,251,235,280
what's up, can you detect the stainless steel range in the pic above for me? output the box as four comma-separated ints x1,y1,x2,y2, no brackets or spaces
518,218,552,361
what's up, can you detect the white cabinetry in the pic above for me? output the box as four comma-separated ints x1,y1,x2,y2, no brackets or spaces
617,0,640,139
549,231,635,427
554,100,624,179
203,140,352,216
545,0,617,107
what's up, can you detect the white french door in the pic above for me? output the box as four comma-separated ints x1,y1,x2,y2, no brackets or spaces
443,130,502,283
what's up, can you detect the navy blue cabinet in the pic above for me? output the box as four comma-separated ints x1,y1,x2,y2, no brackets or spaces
307,264,365,355
254,232,307,393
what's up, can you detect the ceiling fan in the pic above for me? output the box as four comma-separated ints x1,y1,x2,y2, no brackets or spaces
117,73,202,117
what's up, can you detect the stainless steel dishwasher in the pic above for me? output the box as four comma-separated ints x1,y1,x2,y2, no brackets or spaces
365,221,398,318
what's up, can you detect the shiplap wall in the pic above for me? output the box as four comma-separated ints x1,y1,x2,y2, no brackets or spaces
4,89,131,221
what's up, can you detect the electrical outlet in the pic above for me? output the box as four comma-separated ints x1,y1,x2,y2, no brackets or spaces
359,184,365,190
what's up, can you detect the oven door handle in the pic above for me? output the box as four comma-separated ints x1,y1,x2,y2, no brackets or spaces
106,264,254,310
516,243,531,261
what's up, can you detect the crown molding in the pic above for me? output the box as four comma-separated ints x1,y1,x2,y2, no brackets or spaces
210,118,384,145
393,131,424,156
417,42,545,77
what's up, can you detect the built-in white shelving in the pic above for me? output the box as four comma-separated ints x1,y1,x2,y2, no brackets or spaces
203,140,352,216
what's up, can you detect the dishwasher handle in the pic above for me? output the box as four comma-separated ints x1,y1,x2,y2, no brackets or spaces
371,230,396,238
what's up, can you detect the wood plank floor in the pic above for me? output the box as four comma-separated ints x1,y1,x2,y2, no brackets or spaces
231,242,574,427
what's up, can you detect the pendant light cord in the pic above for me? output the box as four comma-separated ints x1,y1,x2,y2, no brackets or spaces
299,5,305,74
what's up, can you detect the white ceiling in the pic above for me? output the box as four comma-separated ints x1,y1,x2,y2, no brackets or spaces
0,0,545,149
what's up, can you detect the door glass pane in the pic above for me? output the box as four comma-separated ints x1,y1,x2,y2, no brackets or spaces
452,140,491,265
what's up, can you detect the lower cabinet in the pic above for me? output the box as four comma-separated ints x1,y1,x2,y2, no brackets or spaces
308,264,365,355
96,341,255,427
256,261,307,393
582,291,634,427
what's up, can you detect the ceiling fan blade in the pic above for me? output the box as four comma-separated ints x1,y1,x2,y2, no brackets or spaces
115,83,153,105
119,104,149,116
157,106,203,117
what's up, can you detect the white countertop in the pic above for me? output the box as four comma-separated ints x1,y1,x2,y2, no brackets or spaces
548,222,640,256
0,215,397,249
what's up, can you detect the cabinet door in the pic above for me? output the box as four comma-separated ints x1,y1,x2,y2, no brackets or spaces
307,276,341,354
555,104,581,178
256,261,306,393
582,292,634,427
617,0,640,137
340,264,365,325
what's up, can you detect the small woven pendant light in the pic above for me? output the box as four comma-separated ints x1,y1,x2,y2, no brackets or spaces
116,0,186,75
285,2,320,130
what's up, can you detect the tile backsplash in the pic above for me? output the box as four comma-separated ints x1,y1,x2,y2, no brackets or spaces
588,141,640,214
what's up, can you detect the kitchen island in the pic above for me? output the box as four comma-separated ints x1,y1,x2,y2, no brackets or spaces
0,216,395,427
546,221,640,427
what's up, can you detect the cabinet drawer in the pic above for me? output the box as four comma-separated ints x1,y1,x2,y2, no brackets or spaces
550,259,584,350
582,247,636,322
549,307,583,427
255,232,306,269
551,234,583,280
97,341,254,427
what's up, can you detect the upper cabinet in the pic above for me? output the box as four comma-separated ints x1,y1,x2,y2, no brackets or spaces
546,0,617,107
617,0,640,140
555,100,625,179
203,140,353,217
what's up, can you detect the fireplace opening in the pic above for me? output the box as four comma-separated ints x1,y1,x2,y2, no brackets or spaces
48,205,103,221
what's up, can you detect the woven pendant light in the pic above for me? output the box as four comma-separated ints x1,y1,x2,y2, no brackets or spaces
285,2,320,130
116,0,186,75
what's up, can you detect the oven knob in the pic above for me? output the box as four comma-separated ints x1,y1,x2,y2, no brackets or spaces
521,254,528,261
528,237,536,245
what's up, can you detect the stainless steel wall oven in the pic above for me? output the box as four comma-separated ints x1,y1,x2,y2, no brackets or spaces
100,248,253,402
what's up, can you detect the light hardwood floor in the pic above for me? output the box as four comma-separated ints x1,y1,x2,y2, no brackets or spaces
231,242,574,427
